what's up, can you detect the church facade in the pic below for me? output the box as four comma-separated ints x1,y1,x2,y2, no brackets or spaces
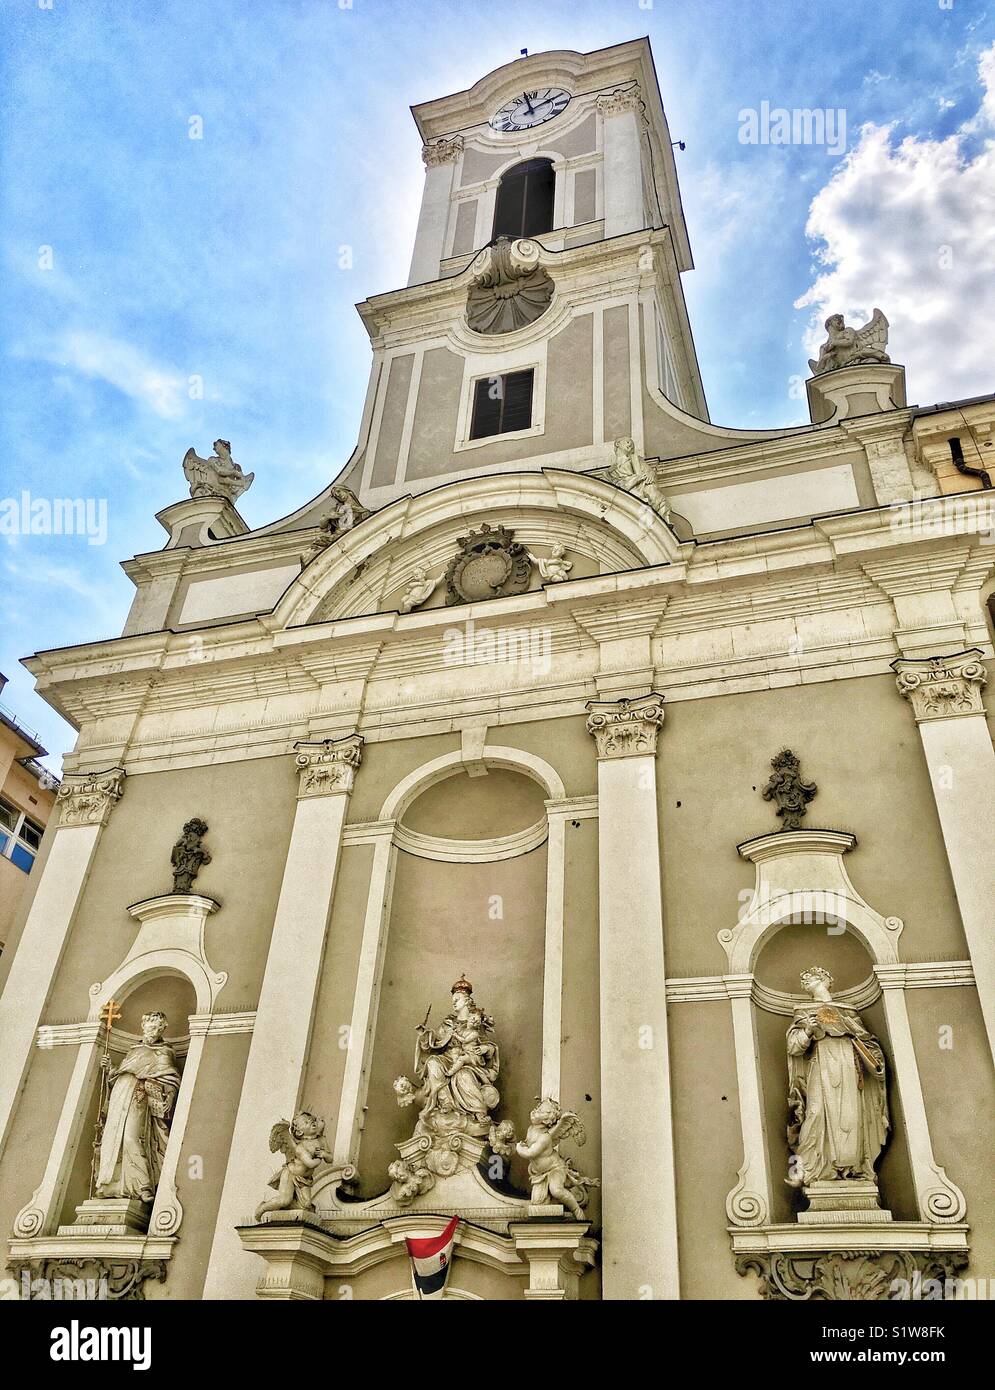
1,38,993,1302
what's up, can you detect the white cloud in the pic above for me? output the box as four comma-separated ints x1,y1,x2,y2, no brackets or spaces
796,43,995,406
53,330,189,419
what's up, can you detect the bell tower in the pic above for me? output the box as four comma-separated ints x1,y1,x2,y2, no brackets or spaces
331,39,708,512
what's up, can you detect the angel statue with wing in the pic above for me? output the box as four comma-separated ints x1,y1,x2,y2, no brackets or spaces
516,1098,600,1220
809,309,890,376
254,1110,333,1221
182,439,254,504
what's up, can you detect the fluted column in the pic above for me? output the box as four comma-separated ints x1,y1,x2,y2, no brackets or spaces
597,87,646,238
407,136,463,286
0,768,125,1164
893,649,995,1063
203,734,363,1300
585,693,679,1299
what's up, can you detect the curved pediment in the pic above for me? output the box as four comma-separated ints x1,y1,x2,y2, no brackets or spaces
268,469,683,630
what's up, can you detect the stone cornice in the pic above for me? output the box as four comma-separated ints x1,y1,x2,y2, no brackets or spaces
892,648,988,721
22,497,994,760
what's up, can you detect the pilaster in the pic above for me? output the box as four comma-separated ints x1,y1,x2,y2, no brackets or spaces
0,768,125,1164
202,734,363,1299
585,692,679,1298
597,87,646,238
408,137,463,286
893,649,995,1063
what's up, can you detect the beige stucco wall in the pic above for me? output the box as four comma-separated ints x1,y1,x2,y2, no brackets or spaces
656,673,967,979
3,659,988,1297
907,985,995,1283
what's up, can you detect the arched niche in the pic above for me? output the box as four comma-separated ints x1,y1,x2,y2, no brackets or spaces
751,924,918,1226
723,830,967,1234
356,763,549,1197
56,974,198,1231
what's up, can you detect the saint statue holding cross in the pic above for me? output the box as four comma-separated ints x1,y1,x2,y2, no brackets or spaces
96,1009,180,1203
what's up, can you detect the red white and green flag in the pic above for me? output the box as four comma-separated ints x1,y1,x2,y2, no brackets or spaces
405,1216,459,1300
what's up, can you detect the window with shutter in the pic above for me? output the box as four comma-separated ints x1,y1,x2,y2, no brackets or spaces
469,369,534,439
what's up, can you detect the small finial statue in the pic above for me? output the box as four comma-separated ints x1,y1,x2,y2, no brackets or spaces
171,817,211,893
786,967,889,1193
762,749,817,830
182,439,254,503
808,309,890,376
255,1111,333,1221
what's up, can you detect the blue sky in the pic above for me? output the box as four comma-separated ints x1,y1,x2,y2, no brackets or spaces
1,0,993,769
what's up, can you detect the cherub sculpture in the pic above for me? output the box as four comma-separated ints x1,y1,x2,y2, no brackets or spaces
399,564,441,613
809,309,890,376
182,439,254,504
255,1111,333,1221
300,486,371,567
387,1157,435,1206
527,542,573,583
516,1098,600,1220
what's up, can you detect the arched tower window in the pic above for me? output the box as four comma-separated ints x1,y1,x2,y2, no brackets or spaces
492,158,555,239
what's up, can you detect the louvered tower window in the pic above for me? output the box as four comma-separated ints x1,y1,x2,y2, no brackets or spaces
492,159,555,239
469,370,534,439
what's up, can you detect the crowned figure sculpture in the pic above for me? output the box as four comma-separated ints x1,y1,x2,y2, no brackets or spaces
389,973,514,1204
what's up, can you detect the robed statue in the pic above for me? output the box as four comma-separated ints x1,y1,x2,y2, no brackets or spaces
394,974,501,1139
96,1011,180,1203
785,967,889,1190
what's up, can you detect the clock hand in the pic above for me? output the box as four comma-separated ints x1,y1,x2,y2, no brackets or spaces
522,93,536,116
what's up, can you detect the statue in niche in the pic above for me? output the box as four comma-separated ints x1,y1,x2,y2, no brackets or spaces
255,1111,333,1221
516,1099,599,1220
608,436,672,522
182,439,254,504
170,817,211,893
808,309,890,376
395,975,501,1135
96,1012,180,1203
785,968,889,1191
762,748,817,830
465,237,554,335
300,485,371,568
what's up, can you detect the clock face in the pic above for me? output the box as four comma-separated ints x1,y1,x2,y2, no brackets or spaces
490,88,571,132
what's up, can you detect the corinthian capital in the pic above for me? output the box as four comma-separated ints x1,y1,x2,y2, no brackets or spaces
56,768,126,828
596,85,644,119
892,649,988,721
294,734,364,798
422,136,464,167
585,693,665,759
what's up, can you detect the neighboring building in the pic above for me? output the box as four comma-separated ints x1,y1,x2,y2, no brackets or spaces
0,40,992,1302
0,675,58,956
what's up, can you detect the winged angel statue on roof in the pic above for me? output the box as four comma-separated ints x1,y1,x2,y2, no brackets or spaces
809,309,890,376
